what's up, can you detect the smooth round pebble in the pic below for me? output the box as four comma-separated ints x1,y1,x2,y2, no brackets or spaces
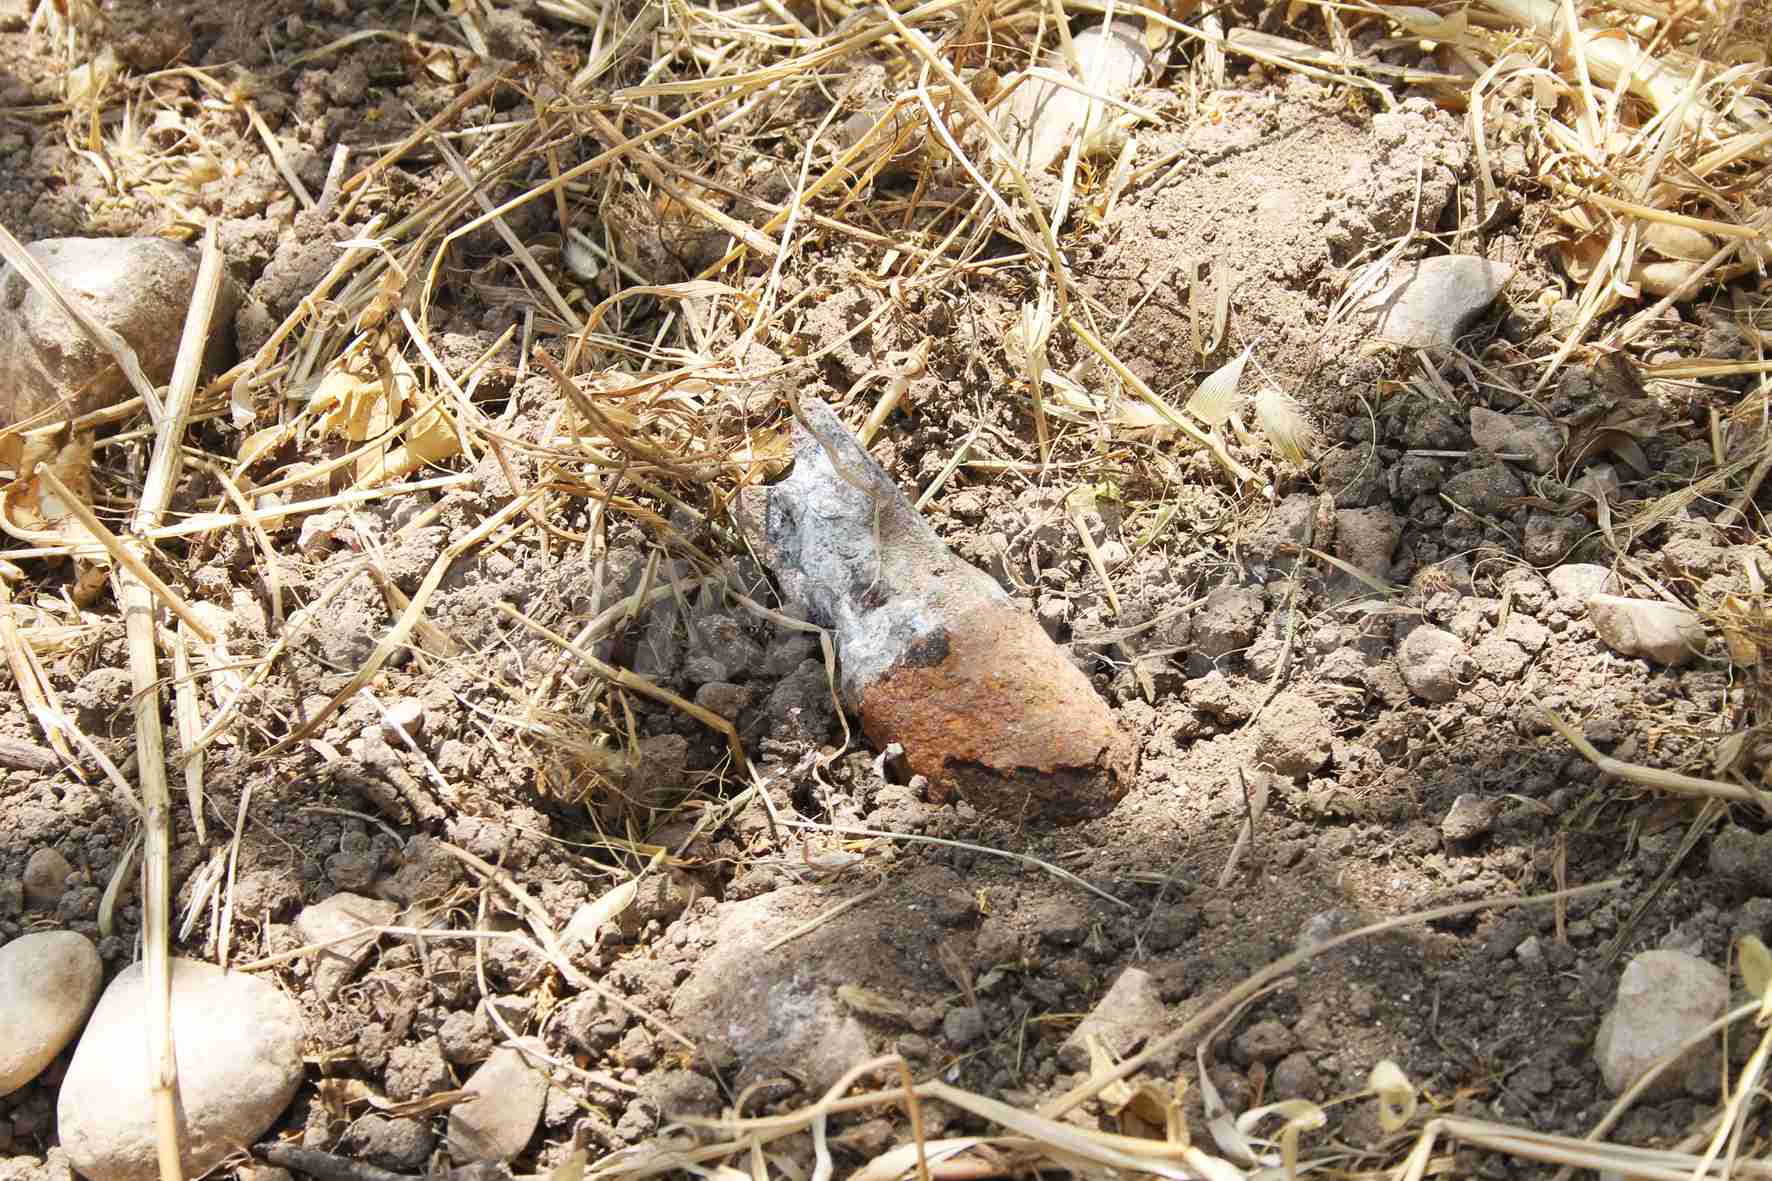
22,847,72,911
0,930,102,1097
59,958,304,1181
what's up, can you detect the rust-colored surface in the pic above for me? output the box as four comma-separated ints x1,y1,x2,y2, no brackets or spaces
856,600,1137,824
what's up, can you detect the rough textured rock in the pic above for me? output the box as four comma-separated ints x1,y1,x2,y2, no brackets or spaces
1441,793,1498,843
0,237,240,427
1708,826,1772,894
1594,950,1727,1098
670,889,874,1094
1058,968,1168,1071
1333,507,1402,581
1524,512,1587,565
1232,1018,1294,1066
1587,594,1706,666
1469,408,1562,473
0,931,101,1097
1442,464,1526,515
1358,255,1516,350
59,959,304,1181
1397,626,1464,702
1193,586,1266,660
448,1040,549,1163
745,399,1135,823
1254,692,1334,776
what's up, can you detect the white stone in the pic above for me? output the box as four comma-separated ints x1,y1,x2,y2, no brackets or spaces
1595,950,1726,1098
295,892,397,999
1547,563,1614,609
1587,594,1706,666
1004,22,1151,171
379,697,426,745
1359,256,1515,351
0,931,101,1097
1397,625,1464,702
448,1039,549,1163
1058,968,1168,1072
59,959,304,1181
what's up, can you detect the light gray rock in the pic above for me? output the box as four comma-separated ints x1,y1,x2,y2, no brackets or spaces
295,892,397,999
1547,564,1614,609
1333,507,1402,581
59,959,304,1181
1398,625,1464,702
1708,825,1772,894
670,889,873,1094
1470,407,1562,473
1587,594,1706,666
1193,585,1266,661
1441,793,1497,843
0,237,240,427
1253,691,1333,776
1295,908,1363,955
1004,21,1151,171
1058,968,1168,1072
1360,255,1515,351
942,1006,987,1048
22,848,72,911
448,1039,549,1163
1595,950,1726,1098
0,931,101,1097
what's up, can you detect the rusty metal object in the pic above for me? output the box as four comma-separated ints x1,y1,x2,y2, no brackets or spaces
750,397,1136,823
858,599,1136,821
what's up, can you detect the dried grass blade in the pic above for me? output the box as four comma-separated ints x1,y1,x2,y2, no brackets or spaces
33,468,217,644
172,623,205,844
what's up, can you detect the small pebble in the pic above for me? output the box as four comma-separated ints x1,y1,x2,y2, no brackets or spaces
295,893,397,999
1358,255,1515,350
1441,793,1498,843
379,697,427,745
1587,594,1706,666
942,1006,987,1047
1594,950,1725,1098
22,848,72,911
1398,625,1464,702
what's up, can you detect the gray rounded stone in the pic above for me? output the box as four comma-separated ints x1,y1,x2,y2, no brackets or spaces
0,930,102,1097
59,958,304,1181
0,237,240,427
1359,255,1515,350
1397,625,1465,702
1595,950,1726,1098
